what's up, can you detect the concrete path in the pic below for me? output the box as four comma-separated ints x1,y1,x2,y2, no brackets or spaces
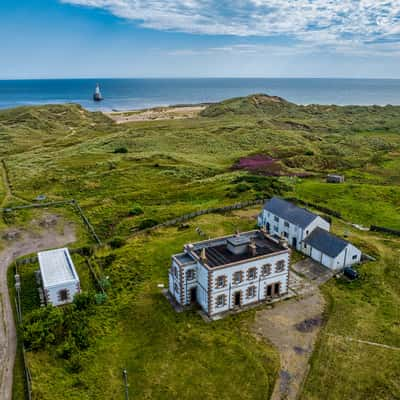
0,220,75,400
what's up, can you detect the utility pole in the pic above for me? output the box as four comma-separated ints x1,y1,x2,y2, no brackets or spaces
122,369,129,400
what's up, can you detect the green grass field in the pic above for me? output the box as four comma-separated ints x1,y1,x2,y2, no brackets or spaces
1,94,399,399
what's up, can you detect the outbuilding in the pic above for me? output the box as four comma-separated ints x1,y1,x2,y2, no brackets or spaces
303,227,361,270
38,248,80,306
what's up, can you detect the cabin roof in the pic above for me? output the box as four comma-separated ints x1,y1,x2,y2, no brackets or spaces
38,248,79,287
263,197,318,229
304,228,349,258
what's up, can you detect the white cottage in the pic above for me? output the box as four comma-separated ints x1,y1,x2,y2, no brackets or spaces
38,248,81,306
258,197,330,251
169,230,290,318
303,227,361,270
258,197,361,270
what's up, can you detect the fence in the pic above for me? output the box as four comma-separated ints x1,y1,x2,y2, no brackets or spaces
14,265,33,400
370,225,400,237
1,199,102,245
284,197,342,218
131,198,266,236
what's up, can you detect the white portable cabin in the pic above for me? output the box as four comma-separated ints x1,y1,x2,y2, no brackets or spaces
38,248,80,306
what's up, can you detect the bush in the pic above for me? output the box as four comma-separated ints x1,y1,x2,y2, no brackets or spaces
128,203,144,216
108,237,126,249
73,292,94,311
113,147,128,154
235,183,251,193
23,306,64,350
138,219,159,230
95,292,108,305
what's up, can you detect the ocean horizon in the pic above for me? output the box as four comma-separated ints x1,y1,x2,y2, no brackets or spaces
1,78,400,111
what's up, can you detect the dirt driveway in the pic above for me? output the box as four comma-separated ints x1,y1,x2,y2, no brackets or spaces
252,268,326,400
0,215,76,400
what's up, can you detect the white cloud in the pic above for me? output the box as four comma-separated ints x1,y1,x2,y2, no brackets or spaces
61,0,400,50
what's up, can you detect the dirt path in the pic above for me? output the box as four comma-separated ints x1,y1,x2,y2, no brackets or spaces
252,272,325,400
0,217,76,400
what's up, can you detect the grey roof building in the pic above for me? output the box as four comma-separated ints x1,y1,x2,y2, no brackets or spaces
304,227,348,257
263,197,318,229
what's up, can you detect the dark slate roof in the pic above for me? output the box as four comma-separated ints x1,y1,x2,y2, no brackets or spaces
264,197,318,229
304,227,349,258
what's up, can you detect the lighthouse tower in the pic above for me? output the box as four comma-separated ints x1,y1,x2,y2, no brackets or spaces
93,83,103,102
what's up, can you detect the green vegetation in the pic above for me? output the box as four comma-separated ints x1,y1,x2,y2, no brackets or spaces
302,222,400,400
1,94,400,399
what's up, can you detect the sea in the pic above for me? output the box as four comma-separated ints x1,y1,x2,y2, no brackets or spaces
1,78,400,111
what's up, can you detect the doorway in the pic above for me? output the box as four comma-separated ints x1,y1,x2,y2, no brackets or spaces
274,283,280,296
266,222,270,233
190,287,197,303
234,291,241,307
292,237,297,248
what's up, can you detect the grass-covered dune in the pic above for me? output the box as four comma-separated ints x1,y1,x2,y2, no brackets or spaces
1,94,400,399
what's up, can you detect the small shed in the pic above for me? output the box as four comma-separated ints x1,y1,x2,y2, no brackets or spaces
38,248,80,306
326,174,345,183
303,228,361,270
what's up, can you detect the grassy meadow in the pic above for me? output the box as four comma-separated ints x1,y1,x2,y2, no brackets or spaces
1,94,399,399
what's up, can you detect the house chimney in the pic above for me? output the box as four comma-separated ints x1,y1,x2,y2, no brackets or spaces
249,240,257,257
200,248,207,262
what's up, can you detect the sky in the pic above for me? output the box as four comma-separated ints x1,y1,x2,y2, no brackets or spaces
1,0,400,79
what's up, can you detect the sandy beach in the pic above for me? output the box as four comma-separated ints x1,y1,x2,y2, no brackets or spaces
104,104,207,124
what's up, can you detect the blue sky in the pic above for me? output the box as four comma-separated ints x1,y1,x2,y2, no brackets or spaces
1,0,400,79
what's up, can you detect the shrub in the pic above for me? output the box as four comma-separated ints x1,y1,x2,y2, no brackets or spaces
113,146,128,154
73,292,94,311
23,306,64,350
235,183,251,193
138,219,159,230
95,292,108,305
108,237,126,249
128,203,144,216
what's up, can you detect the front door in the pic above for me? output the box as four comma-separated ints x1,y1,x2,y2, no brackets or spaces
274,283,280,296
266,222,270,233
234,291,241,307
292,237,297,249
190,287,197,303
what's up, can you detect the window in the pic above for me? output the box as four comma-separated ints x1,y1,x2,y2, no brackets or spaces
233,271,243,284
274,216,279,223
173,266,178,278
216,275,227,288
174,282,179,294
275,260,285,273
247,267,257,280
284,221,290,228
261,264,272,276
216,294,226,308
283,231,288,238
186,269,195,281
247,286,257,298
274,225,279,232
58,289,69,302
352,254,358,260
